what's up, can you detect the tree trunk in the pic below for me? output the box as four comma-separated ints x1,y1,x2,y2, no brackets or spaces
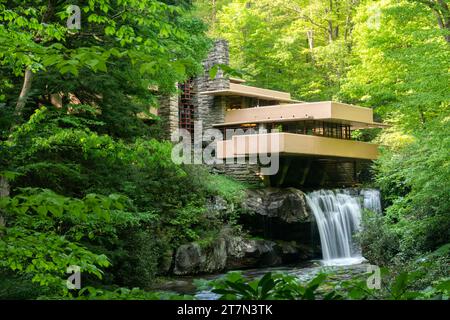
15,67,34,117
328,20,334,43
416,0,450,43
0,175,9,229
0,176,9,197
327,0,334,43
437,0,450,43
307,30,315,63
211,0,216,31
14,0,55,119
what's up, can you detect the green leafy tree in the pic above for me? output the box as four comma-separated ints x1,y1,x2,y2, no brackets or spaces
197,0,362,101
0,0,210,137
340,0,450,128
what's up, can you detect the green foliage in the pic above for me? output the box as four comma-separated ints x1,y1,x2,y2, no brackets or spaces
0,104,247,296
338,250,450,300
0,0,210,137
0,269,55,299
186,165,247,204
0,188,129,295
0,0,248,301
209,271,339,300
209,265,449,301
340,0,449,128
38,286,194,300
356,210,401,265
373,116,450,258
105,229,164,288
72,286,194,300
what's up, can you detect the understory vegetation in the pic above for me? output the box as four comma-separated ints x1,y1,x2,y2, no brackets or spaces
0,0,246,299
0,0,448,300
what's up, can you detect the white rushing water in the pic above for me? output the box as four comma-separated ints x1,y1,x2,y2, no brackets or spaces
306,189,381,266
361,189,382,214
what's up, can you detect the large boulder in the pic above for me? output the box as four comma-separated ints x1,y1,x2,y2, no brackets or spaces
173,243,204,275
226,238,318,268
174,239,228,275
243,187,310,223
241,188,318,244
225,237,283,269
173,235,299,275
173,238,227,275
172,236,321,276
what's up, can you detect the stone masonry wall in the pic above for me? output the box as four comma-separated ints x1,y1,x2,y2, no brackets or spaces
158,40,263,184
157,91,179,140
193,39,230,132
158,39,230,137
212,162,263,186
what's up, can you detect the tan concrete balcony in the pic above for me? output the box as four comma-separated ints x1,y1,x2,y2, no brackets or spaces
216,132,379,161
213,101,387,129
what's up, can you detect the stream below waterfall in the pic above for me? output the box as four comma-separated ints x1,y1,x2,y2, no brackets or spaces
154,260,370,299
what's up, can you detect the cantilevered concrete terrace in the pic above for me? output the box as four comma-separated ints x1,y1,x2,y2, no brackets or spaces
200,82,301,103
213,101,385,161
216,132,379,160
213,101,387,129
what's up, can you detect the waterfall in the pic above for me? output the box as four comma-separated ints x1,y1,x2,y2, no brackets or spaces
361,189,382,214
305,189,381,266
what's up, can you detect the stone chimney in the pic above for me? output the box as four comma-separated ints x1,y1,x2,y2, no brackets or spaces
194,39,231,132
158,40,232,139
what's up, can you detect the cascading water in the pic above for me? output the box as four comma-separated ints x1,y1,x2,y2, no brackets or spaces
361,189,382,214
306,189,381,266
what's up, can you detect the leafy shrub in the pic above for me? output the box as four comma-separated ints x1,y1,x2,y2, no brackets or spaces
0,188,160,295
208,267,449,301
110,229,164,288
356,210,401,266
0,269,55,299
373,116,450,258
208,271,340,300
71,287,194,300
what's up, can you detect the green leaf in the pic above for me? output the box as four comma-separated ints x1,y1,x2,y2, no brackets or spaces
209,64,219,79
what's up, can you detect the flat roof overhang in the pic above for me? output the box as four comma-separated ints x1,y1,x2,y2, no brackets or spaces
216,133,379,161
212,101,388,129
200,83,302,103
228,77,246,84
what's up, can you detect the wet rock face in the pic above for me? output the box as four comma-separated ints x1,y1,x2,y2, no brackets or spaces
241,188,318,244
173,240,227,275
225,237,283,270
173,236,306,275
173,243,204,275
243,188,311,223
172,188,322,276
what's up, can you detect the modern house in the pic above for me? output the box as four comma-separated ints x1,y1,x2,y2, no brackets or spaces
158,40,386,187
